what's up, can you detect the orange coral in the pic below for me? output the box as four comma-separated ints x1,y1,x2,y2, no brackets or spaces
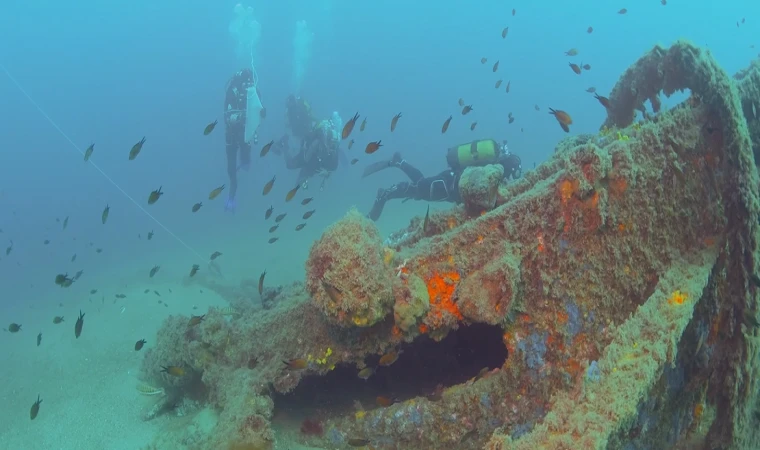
425,271,463,327
668,290,688,306
559,179,579,204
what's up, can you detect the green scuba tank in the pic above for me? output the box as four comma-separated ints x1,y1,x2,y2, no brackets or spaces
446,139,499,170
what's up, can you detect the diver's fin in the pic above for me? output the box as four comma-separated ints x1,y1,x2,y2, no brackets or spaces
362,159,392,178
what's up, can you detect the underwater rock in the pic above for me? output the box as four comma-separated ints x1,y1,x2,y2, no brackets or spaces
305,208,395,327
458,163,504,214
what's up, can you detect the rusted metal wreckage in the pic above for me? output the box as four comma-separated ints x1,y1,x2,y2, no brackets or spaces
143,41,760,450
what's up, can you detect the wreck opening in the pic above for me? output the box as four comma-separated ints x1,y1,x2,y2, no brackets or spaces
273,322,507,422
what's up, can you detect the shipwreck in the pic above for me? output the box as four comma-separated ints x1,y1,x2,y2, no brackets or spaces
139,40,760,450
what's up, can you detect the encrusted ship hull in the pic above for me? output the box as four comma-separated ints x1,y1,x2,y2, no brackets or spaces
142,41,760,450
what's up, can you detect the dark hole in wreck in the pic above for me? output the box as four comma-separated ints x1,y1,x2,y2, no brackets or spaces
272,323,508,427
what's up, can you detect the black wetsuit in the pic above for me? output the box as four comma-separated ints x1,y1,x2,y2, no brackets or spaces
368,153,522,221
223,69,261,202
285,123,340,184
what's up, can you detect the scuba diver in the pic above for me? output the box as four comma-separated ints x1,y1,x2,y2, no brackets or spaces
223,68,262,212
281,97,345,189
364,139,522,221
284,94,315,141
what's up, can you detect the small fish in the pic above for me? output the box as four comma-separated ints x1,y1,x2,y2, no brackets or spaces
268,237,279,244
161,365,185,377
283,359,308,370
62,216,69,231
135,339,146,351
618,8,627,14
347,438,370,447
376,396,394,407
30,395,42,420
302,210,315,220
36,332,42,347
148,187,163,205
583,64,591,71
357,367,375,379
492,60,499,72
84,143,94,162
360,118,367,131
594,93,611,108
265,205,274,219
379,350,401,366
342,112,360,139
508,116,515,124
189,264,199,277
565,48,578,56
423,205,430,234
441,115,452,134
260,107,267,119
269,225,279,233
153,290,161,297
149,265,160,278
301,197,313,205
365,140,383,154
506,81,511,93
587,26,594,34
208,185,225,200
351,158,359,165
473,366,490,382
55,273,74,287
534,104,540,111
43,239,50,245
458,98,465,106
115,294,127,299
390,113,402,132
258,270,266,296
260,140,274,157
101,205,110,224
462,105,473,115
512,8,516,15
285,184,300,202
586,87,597,93
147,230,154,240
501,27,508,38
74,310,85,338
549,108,573,133
8,323,21,332
495,79,502,89
144,289,150,293
203,120,218,135
470,122,477,131
480,57,487,64
263,176,276,195
569,63,582,75
71,253,77,262
321,279,342,303
295,223,306,231
53,316,64,324
187,315,205,327
95,248,103,253
89,288,98,294
129,136,146,160
4,241,11,255
348,139,355,150
275,213,287,223
192,202,202,212
210,251,222,260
